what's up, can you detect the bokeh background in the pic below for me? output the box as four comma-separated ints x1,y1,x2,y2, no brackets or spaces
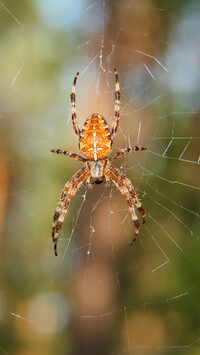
0,0,200,354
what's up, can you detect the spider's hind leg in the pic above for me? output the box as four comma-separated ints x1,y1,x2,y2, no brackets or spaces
110,68,121,141
70,72,81,136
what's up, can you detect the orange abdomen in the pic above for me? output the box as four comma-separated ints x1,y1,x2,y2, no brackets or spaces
79,114,111,160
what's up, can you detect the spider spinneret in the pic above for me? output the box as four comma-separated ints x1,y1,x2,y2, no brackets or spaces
51,69,147,256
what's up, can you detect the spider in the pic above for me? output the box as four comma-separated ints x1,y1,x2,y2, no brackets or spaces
51,69,147,256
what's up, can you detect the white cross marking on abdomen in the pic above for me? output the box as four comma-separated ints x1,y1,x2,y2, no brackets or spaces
92,132,98,160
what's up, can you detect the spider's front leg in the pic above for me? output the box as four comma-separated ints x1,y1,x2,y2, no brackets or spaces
85,176,93,189
104,163,146,243
52,166,90,256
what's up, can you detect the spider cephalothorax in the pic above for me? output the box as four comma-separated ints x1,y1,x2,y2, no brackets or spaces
51,69,147,256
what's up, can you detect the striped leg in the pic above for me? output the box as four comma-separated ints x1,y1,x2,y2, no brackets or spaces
111,68,120,140
52,166,90,256
51,149,87,162
115,169,146,224
105,163,143,243
109,146,147,161
70,72,81,136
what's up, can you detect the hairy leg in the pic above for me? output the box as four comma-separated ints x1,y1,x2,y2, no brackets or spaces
70,72,81,136
52,166,90,255
104,163,142,242
107,164,146,222
111,68,120,140
109,146,147,161
51,149,86,162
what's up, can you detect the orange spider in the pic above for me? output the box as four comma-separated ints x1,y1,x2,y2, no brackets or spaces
51,69,147,256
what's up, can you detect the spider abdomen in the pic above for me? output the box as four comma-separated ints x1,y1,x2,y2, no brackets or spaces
79,114,111,160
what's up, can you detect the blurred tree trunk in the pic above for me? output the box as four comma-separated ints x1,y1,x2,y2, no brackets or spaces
0,151,9,243
70,1,163,354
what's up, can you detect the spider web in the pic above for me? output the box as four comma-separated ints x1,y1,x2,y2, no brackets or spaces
0,0,200,354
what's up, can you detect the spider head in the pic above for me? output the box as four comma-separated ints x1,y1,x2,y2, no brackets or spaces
93,178,104,185
87,160,106,181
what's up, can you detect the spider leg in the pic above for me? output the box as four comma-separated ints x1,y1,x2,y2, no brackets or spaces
51,149,87,162
52,166,90,256
109,146,147,161
118,171,146,223
110,68,120,141
104,163,146,242
108,164,146,222
70,72,81,136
